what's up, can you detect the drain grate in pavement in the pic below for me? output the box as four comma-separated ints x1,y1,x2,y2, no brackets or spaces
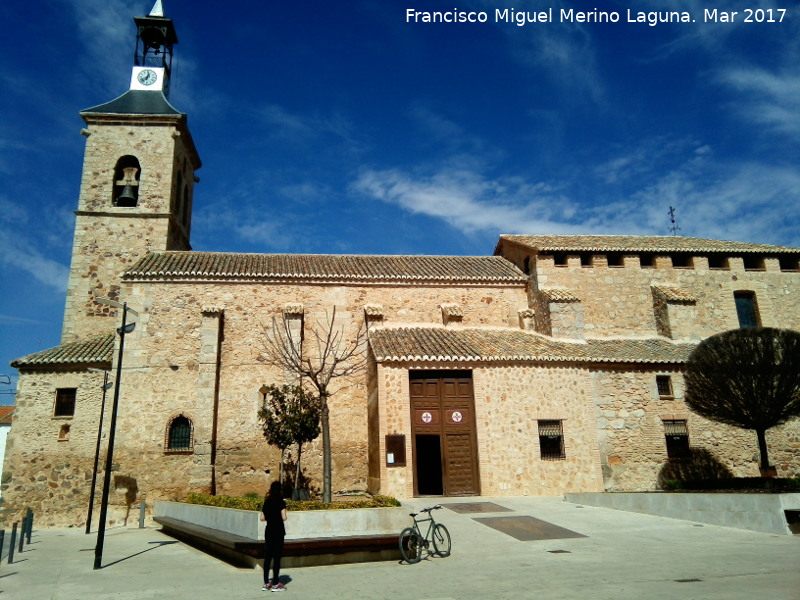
445,502,512,514
474,516,586,541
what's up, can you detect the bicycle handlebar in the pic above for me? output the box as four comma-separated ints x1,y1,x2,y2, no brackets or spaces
409,505,444,517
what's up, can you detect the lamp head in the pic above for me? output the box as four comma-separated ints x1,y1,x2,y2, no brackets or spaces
117,322,136,335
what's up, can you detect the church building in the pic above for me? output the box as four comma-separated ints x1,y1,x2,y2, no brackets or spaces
4,4,800,528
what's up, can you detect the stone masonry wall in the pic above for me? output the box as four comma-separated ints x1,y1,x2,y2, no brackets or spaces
375,362,605,499
0,370,125,528
534,255,800,339
62,119,196,344
32,277,528,525
593,367,800,490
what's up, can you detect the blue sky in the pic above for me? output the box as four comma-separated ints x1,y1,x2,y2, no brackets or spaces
1,0,799,402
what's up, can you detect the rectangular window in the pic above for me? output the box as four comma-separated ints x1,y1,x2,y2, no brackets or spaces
734,292,760,328
663,419,690,459
54,388,77,417
538,420,565,460
656,375,673,398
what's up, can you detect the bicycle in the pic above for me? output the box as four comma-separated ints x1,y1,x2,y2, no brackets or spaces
398,505,451,564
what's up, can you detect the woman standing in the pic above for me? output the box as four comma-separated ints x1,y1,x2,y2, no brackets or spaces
260,481,288,592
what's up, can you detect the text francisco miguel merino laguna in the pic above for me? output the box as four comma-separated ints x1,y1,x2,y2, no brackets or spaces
406,7,788,26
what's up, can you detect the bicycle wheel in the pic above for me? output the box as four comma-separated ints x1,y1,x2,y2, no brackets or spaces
399,527,423,564
432,523,451,557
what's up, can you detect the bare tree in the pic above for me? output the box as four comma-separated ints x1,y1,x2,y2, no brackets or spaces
684,327,800,474
261,307,368,502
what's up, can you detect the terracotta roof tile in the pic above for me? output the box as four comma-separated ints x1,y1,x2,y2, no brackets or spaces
369,327,694,364
499,234,800,254
11,335,114,369
124,252,527,284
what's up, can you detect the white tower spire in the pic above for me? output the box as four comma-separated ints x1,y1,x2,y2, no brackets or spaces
149,0,164,17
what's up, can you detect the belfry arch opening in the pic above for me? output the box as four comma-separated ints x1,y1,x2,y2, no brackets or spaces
113,155,141,207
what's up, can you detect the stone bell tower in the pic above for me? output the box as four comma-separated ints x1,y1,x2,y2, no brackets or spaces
62,1,201,342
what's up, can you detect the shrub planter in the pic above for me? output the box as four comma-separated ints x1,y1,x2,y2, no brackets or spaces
153,501,409,567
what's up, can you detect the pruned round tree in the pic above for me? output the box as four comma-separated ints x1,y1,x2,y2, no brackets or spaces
258,384,322,492
684,327,800,473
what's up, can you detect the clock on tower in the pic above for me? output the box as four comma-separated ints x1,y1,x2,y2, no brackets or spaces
128,1,178,97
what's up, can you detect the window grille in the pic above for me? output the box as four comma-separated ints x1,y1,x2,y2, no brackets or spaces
656,375,673,397
538,420,565,460
54,388,77,417
663,419,690,459
167,416,192,452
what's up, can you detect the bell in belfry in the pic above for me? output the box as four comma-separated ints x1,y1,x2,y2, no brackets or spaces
116,166,139,207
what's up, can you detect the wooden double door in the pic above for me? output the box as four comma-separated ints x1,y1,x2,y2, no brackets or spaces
410,370,480,496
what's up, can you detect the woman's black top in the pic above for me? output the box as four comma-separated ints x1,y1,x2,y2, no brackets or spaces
261,496,287,539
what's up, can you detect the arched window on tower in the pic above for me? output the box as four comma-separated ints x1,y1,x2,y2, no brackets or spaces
113,155,141,207
165,414,193,453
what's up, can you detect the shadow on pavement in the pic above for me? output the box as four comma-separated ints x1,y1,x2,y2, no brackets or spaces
99,540,179,569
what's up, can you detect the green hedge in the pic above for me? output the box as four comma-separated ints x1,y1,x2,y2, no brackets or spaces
184,492,401,511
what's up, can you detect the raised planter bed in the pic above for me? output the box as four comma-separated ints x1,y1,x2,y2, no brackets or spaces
153,501,408,567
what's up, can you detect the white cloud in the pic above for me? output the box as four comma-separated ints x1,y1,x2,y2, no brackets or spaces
258,104,361,147
0,198,69,291
610,162,800,245
64,0,140,95
594,137,706,186
0,229,69,293
465,0,606,103
0,313,49,326
354,141,800,247
718,67,800,136
354,167,581,235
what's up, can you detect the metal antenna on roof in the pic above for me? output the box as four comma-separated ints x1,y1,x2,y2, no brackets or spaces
668,206,681,236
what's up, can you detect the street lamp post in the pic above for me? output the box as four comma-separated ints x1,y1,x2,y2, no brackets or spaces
86,368,112,534
92,296,137,570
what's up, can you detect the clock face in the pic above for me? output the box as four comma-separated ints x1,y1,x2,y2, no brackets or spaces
137,69,158,86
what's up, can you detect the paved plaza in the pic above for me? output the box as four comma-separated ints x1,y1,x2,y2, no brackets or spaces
2,496,798,600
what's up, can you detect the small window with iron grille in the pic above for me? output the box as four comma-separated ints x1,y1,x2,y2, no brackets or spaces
656,375,673,398
54,388,77,417
663,419,690,459
538,420,565,460
166,415,193,453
